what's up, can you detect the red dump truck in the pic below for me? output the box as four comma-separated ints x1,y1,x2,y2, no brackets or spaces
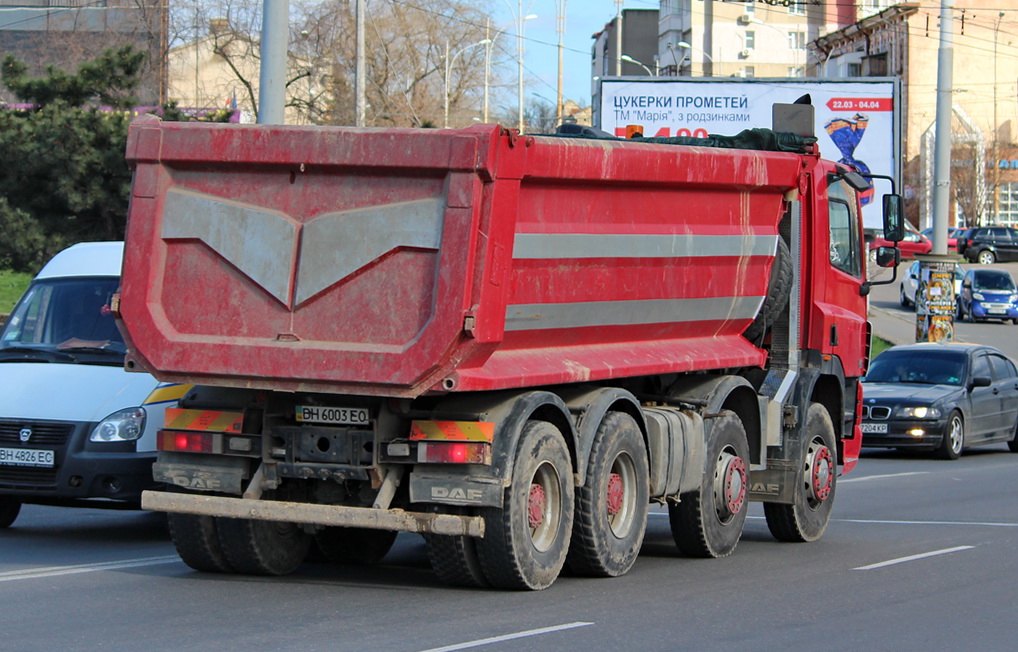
117,109,901,590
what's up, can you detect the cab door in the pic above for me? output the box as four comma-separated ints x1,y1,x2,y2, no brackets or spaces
806,163,868,378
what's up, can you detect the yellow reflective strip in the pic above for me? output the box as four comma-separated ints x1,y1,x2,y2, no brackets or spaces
410,421,495,442
410,421,447,440
210,413,243,434
164,408,243,432
143,383,193,405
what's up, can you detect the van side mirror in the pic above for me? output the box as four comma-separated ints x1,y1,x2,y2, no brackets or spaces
875,246,899,268
883,194,904,243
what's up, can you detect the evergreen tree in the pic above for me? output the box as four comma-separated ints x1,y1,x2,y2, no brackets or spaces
0,47,145,272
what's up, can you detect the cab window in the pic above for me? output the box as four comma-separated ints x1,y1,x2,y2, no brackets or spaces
827,179,862,277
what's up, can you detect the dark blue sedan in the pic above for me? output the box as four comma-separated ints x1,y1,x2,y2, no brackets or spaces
861,343,1018,459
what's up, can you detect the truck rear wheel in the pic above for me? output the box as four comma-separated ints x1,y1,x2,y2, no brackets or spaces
315,527,397,565
425,515,489,588
669,410,749,558
217,513,312,576
764,403,837,542
167,512,233,573
568,412,649,577
0,497,21,529
477,420,574,590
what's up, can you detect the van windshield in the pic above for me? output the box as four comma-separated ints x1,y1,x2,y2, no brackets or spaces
0,277,125,364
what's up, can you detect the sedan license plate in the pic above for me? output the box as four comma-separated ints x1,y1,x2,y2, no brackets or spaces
0,447,55,467
860,423,888,434
296,405,370,426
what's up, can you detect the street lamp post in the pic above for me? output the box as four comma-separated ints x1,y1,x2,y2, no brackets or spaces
555,0,568,124
678,41,713,77
445,38,491,128
503,0,536,132
485,15,536,123
621,54,654,76
748,17,803,73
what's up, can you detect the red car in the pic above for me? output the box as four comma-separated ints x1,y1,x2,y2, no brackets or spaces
868,223,932,259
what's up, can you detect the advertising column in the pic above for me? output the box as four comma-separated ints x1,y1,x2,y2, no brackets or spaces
914,254,957,342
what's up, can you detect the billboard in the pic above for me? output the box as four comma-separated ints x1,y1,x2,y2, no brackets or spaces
595,78,901,227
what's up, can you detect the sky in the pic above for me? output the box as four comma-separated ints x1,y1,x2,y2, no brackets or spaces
488,0,659,109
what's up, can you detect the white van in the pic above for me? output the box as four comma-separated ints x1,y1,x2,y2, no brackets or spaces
0,242,188,528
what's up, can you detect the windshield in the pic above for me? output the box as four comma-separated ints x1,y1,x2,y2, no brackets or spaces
972,271,1016,292
865,350,967,385
0,277,125,361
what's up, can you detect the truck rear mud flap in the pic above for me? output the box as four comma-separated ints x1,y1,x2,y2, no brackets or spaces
141,490,485,537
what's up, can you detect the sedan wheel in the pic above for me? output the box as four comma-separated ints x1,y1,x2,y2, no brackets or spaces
899,285,911,307
935,411,964,460
977,250,996,265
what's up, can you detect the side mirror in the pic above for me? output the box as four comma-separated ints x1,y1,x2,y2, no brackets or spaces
969,376,992,390
875,246,900,268
883,194,904,243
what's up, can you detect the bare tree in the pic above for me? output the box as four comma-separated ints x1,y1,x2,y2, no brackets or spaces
166,0,506,127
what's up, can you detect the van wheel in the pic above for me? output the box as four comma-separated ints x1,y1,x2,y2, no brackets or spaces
669,411,749,558
167,512,233,572
0,497,21,529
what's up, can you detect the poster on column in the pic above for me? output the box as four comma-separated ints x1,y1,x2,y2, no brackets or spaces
594,78,900,229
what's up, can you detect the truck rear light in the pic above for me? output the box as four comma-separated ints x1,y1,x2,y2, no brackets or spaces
158,429,219,453
417,441,491,465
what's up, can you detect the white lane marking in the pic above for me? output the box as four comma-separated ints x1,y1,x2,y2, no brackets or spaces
853,546,974,571
419,622,594,652
0,555,180,583
648,513,1018,528
839,471,931,484
838,518,1018,527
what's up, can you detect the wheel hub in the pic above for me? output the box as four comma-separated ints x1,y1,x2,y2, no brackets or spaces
807,443,834,503
714,450,746,520
606,473,624,516
528,483,546,528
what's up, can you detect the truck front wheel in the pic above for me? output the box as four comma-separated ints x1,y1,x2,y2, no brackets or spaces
217,503,312,576
477,420,574,590
0,497,20,529
764,403,837,542
568,412,649,577
669,410,749,558
167,512,233,573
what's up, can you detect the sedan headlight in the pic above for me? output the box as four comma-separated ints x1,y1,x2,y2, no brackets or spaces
1010,294,1018,303
973,292,985,301
90,407,146,442
897,406,941,419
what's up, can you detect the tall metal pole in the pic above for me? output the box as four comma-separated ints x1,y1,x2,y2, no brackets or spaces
614,0,623,76
931,0,953,254
258,0,288,124
517,0,524,132
355,0,366,127
555,0,567,124
443,40,451,129
484,19,491,123
993,11,1004,223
